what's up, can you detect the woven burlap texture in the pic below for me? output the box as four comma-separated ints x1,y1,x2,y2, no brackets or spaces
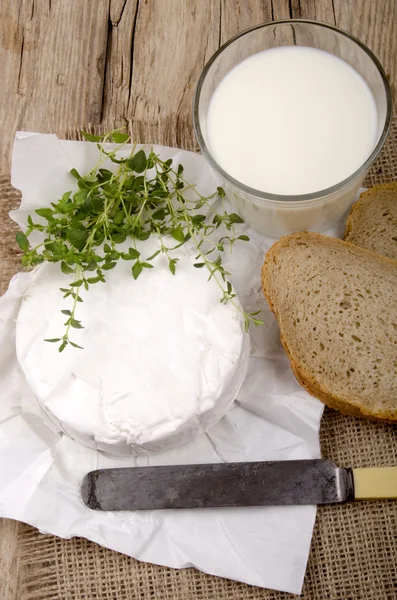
1,122,397,600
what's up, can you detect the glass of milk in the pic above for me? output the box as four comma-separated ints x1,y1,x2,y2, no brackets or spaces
193,20,392,238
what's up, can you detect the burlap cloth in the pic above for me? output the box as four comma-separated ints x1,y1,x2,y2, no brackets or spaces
1,124,397,600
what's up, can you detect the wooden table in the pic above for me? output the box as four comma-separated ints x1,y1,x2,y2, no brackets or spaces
1,2,396,599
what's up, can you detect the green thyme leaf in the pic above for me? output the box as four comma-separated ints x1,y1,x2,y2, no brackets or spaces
169,258,177,275
228,213,244,224
16,232,29,251
152,208,166,220
36,208,54,220
132,261,143,280
102,262,117,270
82,131,102,142
171,227,185,243
128,248,140,259
191,214,206,225
146,250,161,261
113,210,125,225
70,168,82,180
111,132,130,144
70,319,84,329
69,340,84,349
127,149,147,173
61,261,74,275
66,228,89,250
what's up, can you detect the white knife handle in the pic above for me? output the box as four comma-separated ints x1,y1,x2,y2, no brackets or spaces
353,467,397,500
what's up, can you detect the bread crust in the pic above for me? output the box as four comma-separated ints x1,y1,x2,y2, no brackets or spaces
344,181,397,246
262,232,397,423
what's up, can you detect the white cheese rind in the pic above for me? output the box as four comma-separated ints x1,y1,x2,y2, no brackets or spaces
16,246,249,455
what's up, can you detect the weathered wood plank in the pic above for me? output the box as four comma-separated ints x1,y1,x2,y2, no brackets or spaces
334,0,397,95
271,0,292,20
24,0,110,128
101,0,139,126
127,0,220,149
0,0,27,172
0,0,111,172
220,0,273,43
271,0,336,22
298,0,336,22
0,519,20,600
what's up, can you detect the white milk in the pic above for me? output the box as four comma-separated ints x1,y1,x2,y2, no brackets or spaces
207,46,378,196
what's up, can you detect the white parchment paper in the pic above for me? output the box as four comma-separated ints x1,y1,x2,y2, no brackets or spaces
0,132,326,594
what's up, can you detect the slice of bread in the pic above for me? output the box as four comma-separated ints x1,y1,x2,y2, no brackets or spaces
262,232,397,422
344,182,397,260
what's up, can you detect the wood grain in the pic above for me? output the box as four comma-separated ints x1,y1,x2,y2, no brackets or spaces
334,0,397,89
0,1,397,598
220,0,273,43
127,0,220,149
0,0,111,171
101,0,139,126
25,0,110,127
0,519,20,600
0,0,25,173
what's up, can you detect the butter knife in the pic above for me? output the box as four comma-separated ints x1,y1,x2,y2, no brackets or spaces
81,460,397,511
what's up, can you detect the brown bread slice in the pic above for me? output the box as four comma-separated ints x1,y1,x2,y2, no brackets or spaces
344,182,397,260
262,232,397,422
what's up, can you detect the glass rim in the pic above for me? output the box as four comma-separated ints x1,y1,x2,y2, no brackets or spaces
193,19,393,203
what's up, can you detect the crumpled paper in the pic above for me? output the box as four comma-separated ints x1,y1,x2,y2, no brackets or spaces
0,132,328,594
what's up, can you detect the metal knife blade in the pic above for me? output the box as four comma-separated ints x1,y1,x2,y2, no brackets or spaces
81,459,354,511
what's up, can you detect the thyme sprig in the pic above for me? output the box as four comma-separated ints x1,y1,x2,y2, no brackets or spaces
16,130,263,351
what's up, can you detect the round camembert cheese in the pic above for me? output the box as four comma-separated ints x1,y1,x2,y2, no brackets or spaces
16,246,249,455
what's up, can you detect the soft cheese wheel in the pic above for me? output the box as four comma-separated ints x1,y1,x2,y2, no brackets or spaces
16,249,249,455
